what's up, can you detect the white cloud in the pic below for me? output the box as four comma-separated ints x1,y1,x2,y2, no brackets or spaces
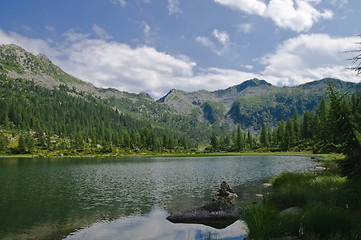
196,29,230,56
92,24,112,40
265,0,333,32
111,0,126,7
167,0,182,16
214,0,267,15
244,64,254,70
0,29,58,57
238,23,253,34
0,29,359,99
141,21,153,44
195,36,215,49
215,0,333,32
261,34,360,86
212,29,230,46
58,40,197,98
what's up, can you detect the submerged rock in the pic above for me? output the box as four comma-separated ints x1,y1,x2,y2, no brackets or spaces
166,181,240,229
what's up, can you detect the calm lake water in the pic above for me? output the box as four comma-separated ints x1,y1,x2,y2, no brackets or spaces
0,155,319,240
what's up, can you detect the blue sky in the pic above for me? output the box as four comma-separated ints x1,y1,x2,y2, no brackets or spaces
0,0,360,99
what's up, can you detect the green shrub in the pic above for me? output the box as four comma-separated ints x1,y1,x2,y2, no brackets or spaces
242,205,280,240
279,209,303,237
302,206,353,238
265,188,308,209
271,172,311,189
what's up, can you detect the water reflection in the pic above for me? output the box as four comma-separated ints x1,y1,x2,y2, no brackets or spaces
65,208,247,240
0,155,318,239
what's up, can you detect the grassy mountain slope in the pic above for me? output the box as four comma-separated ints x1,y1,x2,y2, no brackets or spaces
160,78,361,129
1,43,360,141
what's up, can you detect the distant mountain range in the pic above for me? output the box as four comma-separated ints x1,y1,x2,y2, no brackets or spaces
1,43,360,139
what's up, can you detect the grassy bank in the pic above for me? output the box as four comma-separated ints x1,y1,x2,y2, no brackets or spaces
242,155,361,240
0,148,321,159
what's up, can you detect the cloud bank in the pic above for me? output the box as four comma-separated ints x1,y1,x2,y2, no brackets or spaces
0,28,359,99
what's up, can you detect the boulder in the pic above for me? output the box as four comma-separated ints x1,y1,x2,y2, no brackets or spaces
166,181,240,229
166,200,240,229
280,206,304,216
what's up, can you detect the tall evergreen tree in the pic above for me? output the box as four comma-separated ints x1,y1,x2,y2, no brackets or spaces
210,132,219,151
302,111,313,140
0,132,9,151
260,123,270,149
236,125,245,152
293,112,301,144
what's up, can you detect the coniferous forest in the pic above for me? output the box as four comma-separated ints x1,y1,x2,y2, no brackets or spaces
0,74,193,155
0,41,360,178
1,70,360,178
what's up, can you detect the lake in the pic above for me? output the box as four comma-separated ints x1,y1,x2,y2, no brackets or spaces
0,155,319,240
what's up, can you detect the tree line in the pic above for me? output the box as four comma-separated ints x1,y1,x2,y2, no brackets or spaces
0,75,194,154
208,84,361,177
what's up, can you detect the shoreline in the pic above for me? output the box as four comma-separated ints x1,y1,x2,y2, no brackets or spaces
0,151,334,159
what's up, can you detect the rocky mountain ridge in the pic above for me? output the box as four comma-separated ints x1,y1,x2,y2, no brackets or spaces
1,43,360,131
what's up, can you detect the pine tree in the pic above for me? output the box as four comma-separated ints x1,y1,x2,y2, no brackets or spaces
327,84,361,177
210,132,219,152
0,133,9,151
17,134,26,153
286,117,295,147
293,112,301,144
25,133,35,153
236,125,244,152
315,97,329,144
302,111,313,140
247,130,253,150
277,121,286,150
260,123,270,149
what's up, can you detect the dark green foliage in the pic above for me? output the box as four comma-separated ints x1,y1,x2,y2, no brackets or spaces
302,206,353,238
210,132,219,151
17,133,34,153
228,85,321,129
0,76,198,154
243,172,361,240
242,205,280,240
201,101,225,124
0,132,9,151
235,125,245,151
260,123,269,149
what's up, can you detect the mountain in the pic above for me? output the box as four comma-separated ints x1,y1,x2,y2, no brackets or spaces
1,43,360,143
0,44,179,123
159,77,361,129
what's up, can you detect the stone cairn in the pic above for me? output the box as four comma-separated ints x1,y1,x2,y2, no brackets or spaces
215,181,238,201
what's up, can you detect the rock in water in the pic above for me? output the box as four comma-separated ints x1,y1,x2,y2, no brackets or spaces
216,181,238,201
166,200,240,229
166,181,240,229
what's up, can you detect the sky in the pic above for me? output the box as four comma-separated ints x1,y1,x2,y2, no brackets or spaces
0,0,360,99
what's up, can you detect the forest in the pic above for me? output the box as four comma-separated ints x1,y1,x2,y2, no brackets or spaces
0,74,194,155
208,83,361,176
0,72,361,172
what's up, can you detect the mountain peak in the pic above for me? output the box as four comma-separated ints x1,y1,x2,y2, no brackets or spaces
235,78,272,92
37,53,53,65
